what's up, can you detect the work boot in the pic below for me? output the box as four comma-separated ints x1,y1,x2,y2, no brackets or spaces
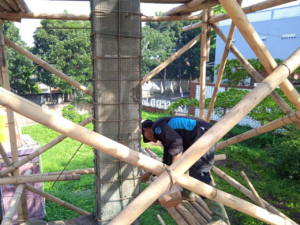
205,199,229,225
181,170,195,201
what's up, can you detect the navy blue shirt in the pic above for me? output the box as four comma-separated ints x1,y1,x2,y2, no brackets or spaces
152,116,215,173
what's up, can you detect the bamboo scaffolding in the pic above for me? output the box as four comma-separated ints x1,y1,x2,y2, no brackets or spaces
199,9,208,120
206,9,213,63
157,214,166,225
206,22,237,122
4,37,93,96
1,170,32,225
29,168,95,177
4,0,20,11
166,208,188,225
211,24,300,130
240,171,265,209
182,0,295,31
108,47,300,225
195,195,212,216
0,174,80,185
14,0,29,12
142,33,201,85
163,0,219,16
211,166,296,224
219,0,300,114
0,116,93,178
190,201,211,222
217,111,300,150
182,201,207,225
175,203,201,225
0,0,13,11
1,47,300,224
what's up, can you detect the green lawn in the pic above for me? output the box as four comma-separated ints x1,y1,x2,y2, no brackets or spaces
22,111,300,224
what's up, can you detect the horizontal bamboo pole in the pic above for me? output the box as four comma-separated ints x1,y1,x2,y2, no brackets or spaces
50,0,191,2
0,52,299,225
25,184,89,215
109,47,300,225
182,0,295,31
1,169,32,225
241,171,266,209
217,111,300,150
29,168,95,177
4,37,93,96
0,174,80,185
166,208,189,225
211,166,296,224
0,116,93,178
142,33,201,84
14,0,30,12
212,24,300,130
182,201,207,225
190,201,211,222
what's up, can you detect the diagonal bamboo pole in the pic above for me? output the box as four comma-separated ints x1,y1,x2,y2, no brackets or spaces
175,203,201,225
241,171,266,209
211,166,296,224
0,116,93,178
142,33,201,85
4,0,20,11
195,195,212,216
108,47,300,224
182,201,207,225
0,0,13,11
219,0,300,115
166,207,189,225
199,9,208,119
212,24,300,130
182,0,296,32
0,90,296,225
4,37,93,96
14,0,30,12
217,111,300,150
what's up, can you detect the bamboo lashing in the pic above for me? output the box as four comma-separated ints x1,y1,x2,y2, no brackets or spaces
157,214,166,225
0,49,299,224
195,195,212,216
166,208,189,225
182,0,295,31
181,201,207,225
219,0,300,114
240,171,266,209
0,116,93,178
142,33,202,85
211,166,296,224
211,24,300,130
199,9,208,120
175,203,201,225
108,47,300,225
4,37,93,96
216,111,300,150
1,169,32,225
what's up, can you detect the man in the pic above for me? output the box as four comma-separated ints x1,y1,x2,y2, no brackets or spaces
141,116,229,224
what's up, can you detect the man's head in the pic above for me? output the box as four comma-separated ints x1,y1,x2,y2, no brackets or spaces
142,120,157,143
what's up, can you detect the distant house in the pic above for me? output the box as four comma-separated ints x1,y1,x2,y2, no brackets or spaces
214,4,300,86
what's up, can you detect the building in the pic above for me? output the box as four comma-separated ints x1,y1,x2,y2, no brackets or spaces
214,3,300,85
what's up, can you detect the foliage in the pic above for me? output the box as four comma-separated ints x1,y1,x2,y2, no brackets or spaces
62,105,90,123
166,98,199,114
3,21,41,94
31,12,92,93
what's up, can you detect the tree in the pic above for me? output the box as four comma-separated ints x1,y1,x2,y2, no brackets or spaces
3,21,40,94
31,12,92,95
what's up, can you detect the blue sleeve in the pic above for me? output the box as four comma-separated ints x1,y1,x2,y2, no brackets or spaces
153,121,184,156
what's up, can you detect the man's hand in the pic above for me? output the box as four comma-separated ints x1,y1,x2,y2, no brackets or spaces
142,172,152,183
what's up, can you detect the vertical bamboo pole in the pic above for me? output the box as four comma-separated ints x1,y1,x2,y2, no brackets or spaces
206,8,213,63
241,171,265,209
218,0,300,115
0,26,28,224
199,9,208,119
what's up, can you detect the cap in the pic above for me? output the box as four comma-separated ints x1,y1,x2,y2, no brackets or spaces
142,120,154,143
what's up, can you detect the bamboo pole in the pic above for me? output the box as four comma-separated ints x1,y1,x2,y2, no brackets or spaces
182,201,207,225
211,166,296,224
0,116,93,178
0,142,12,166
240,171,266,209
163,0,219,16
108,47,300,225
4,37,92,96
166,208,188,225
211,220,227,225
175,203,201,225
206,22,237,122
1,48,300,224
14,0,30,12
195,195,212,216
206,8,213,63
25,184,89,215
190,201,211,222
0,174,80,185
0,0,13,11
142,33,201,85
199,9,208,119
217,111,300,150
157,214,166,225
1,170,32,225
29,168,95,177
211,24,300,130
182,0,295,31
4,0,20,11
219,0,300,114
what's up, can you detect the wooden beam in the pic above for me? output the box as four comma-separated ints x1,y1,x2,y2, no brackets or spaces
142,33,201,85
14,0,30,12
212,24,300,130
0,0,13,11
4,36,93,96
4,0,20,12
216,111,300,150
182,0,296,32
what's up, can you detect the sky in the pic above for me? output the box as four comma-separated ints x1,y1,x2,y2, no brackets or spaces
14,0,299,47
